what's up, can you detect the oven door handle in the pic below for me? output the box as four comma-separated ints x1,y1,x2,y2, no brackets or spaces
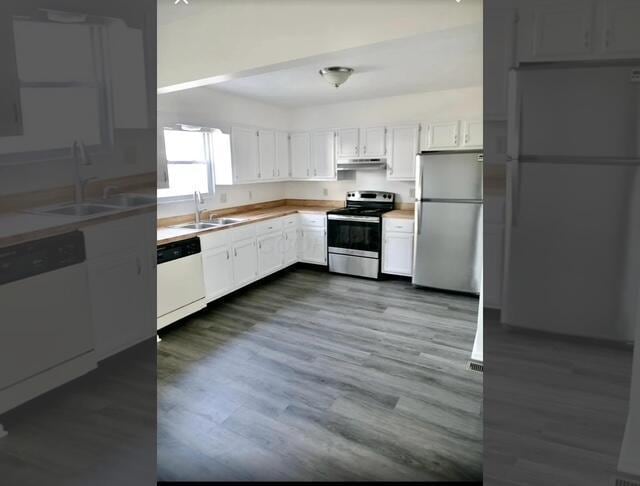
327,215,380,223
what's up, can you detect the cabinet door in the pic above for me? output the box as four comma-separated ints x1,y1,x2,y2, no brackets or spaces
462,120,483,148
529,1,595,59
258,129,276,180
290,132,311,179
311,130,336,179
283,227,298,265
336,128,359,158
382,232,414,276
275,131,290,179
362,126,386,157
89,246,149,360
388,125,419,181
425,121,460,150
231,127,259,183
602,0,640,56
258,232,284,277
232,238,258,286
300,227,326,265
202,245,234,301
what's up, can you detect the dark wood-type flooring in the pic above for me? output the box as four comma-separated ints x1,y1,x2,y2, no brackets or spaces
484,310,633,485
157,267,483,482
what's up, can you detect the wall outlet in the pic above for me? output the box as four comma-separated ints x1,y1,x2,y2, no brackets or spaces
323,188,329,196
409,188,415,198
219,192,227,203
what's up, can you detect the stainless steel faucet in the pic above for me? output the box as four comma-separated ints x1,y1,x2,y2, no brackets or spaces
72,140,96,204
194,190,204,225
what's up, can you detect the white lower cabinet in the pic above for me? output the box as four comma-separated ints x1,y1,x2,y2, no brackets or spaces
202,245,234,301
258,231,284,277
232,237,258,287
283,227,298,265
382,218,415,276
85,213,156,360
300,227,327,265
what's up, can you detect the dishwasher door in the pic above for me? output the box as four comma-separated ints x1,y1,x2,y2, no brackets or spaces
157,253,205,322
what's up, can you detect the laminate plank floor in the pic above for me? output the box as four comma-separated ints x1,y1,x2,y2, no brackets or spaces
157,267,483,482
483,311,633,486
0,340,157,486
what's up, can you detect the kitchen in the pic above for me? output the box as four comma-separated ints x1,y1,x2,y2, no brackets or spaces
156,0,483,482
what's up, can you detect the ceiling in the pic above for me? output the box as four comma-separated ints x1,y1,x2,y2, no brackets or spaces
206,24,482,108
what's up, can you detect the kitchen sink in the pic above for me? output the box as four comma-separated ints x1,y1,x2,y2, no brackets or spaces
30,203,118,216
170,222,221,230
208,217,245,225
96,194,155,208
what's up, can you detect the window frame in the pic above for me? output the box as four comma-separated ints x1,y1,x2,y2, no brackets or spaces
0,15,114,165
157,125,216,203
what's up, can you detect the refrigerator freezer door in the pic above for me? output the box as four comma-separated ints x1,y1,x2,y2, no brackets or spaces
417,152,483,201
413,201,482,293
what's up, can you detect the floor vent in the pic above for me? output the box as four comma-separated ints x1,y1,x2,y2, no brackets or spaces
467,360,483,373
614,476,640,486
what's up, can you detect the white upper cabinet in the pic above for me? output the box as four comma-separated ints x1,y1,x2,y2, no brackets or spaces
387,124,419,181
462,120,483,149
602,0,640,56
424,121,460,150
529,0,595,60
336,126,387,158
290,132,311,179
274,131,290,180
517,0,640,62
362,126,387,157
257,129,276,180
310,130,336,179
231,126,260,183
336,128,360,158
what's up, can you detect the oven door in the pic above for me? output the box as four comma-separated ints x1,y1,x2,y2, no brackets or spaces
327,215,381,257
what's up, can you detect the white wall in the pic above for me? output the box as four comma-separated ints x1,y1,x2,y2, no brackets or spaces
158,85,483,216
158,0,482,90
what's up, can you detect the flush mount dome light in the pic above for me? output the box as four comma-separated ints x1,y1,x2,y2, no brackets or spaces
319,66,354,88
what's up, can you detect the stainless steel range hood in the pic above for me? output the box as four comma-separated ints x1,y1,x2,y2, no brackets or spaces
336,158,387,171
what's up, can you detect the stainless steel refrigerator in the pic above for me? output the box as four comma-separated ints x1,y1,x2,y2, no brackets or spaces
413,150,483,293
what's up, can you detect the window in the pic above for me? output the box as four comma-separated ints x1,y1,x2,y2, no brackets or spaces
0,17,110,162
157,126,216,200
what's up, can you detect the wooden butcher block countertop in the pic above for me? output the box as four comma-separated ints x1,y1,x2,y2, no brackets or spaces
383,209,415,220
157,203,342,246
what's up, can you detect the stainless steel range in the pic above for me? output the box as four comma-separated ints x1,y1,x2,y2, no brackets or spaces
327,191,395,279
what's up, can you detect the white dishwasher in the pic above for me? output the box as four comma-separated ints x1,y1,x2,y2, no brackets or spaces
157,237,206,330
0,231,96,415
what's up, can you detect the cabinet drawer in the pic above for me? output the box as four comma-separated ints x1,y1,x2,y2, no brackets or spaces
282,214,298,228
255,217,284,236
299,213,326,228
384,218,414,234
199,229,231,251
230,223,256,242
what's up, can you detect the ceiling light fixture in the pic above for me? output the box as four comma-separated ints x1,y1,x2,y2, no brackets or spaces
319,66,354,88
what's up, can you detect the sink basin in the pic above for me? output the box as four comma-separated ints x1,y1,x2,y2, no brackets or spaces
98,194,155,208
170,222,221,230
208,217,245,225
30,203,118,216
